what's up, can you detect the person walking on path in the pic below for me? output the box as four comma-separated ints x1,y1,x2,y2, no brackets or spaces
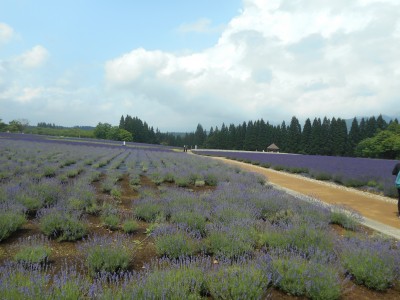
392,162,400,217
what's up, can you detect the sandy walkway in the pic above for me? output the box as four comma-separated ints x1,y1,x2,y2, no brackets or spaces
208,156,400,233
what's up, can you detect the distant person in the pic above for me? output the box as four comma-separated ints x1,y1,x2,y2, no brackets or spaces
392,162,400,217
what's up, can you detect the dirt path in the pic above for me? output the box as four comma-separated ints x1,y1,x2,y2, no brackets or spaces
209,156,400,232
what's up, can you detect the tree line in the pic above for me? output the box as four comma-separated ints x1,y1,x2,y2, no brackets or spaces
200,115,391,156
115,114,399,158
116,114,210,147
2,114,399,159
197,115,399,158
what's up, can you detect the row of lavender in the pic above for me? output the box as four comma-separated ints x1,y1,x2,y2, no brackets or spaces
193,150,399,197
0,132,176,151
1,139,400,299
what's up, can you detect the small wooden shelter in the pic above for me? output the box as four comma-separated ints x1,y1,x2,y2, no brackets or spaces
266,143,279,153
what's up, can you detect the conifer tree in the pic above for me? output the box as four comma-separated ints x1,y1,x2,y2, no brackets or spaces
376,114,387,131
228,124,237,149
331,118,347,156
194,124,206,148
310,118,322,154
256,119,268,151
359,118,367,140
346,117,360,156
235,122,246,150
365,116,377,138
278,121,288,152
119,115,125,129
321,117,332,155
244,121,257,150
287,116,302,153
219,123,229,149
301,118,312,154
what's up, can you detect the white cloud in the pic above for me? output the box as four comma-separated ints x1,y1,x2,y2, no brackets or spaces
3,0,400,130
177,18,223,34
104,0,400,129
1,84,107,126
105,48,171,85
16,87,43,103
0,45,50,103
16,45,49,68
0,23,14,44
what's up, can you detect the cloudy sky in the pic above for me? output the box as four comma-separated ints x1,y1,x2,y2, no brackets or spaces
1,0,399,131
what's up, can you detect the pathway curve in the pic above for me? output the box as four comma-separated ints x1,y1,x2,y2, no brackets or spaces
208,156,400,240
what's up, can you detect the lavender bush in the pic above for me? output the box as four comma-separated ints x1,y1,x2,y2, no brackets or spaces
135,265,205,299
340,236,400,290
170,210,207,236
52,264,91,299
0,262,50,300
38,208,87,241
0,205,26,242
134,199,163,222
153,224,202,258
305,261,343,300
13,235,51,265
80,234,133,274
206,222,258,259
100,204,121,230
65,181,97,213
129,173,141,187
6,177,63,213
206,258,272,299
259,222,335,257
272,254,342,300
122,219,140,233
330,207,362,231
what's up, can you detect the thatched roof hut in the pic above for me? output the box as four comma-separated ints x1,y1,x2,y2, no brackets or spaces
267,143,279,153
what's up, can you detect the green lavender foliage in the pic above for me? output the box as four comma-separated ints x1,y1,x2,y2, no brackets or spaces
341,236,400,291
39,211,87,241
0,211,26,242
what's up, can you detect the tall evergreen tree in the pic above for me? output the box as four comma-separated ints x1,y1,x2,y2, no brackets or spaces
256,119,268,151
346,117,360,156
244,121,257,150
205,127,215,149
376,114,387,131
119,115,125,129
207,126,219,149
276,121,288,152
235,122,247,150
301,118,312,154
219,123,229,149
331,118,347,156
359,118,367,140
365,116,377,138
287,116,302,153
194,124,206,148
320,117,332,155
228,124,237,149
310,118,322,155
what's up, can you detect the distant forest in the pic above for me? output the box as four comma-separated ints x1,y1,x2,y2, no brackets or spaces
1,114,399,159
116,114,400,159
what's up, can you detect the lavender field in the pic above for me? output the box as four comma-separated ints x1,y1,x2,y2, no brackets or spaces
0,132,176,152
1,137,400,299
193,150,399,198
